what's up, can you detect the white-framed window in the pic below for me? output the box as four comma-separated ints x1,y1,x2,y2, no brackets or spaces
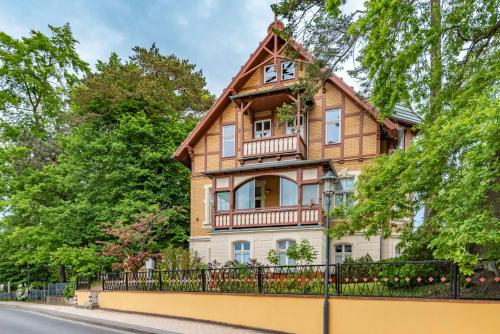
334,244,352,264
285,114,304,136
302,184,319,206
277,239,296,265
325,109,341,144
233,241,251,263
281,61,295,80
280,177,298,206
216,191,230,211
395,245,402,257
254,119,272,138
334,177,354,207
264,64,277,83
397,127,405,149
204,185,213,226
222,124,235,157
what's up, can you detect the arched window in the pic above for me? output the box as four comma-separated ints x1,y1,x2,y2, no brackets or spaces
233,241,251,264
277,239,296,265
235,176,298,209
235,179,255,209
334,244,352,264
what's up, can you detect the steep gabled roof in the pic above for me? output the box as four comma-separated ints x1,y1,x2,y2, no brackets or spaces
173,20,397,167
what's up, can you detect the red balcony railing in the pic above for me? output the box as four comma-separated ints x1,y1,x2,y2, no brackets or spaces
214,206,320,229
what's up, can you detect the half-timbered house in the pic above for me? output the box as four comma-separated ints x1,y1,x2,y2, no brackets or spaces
173,21,419,265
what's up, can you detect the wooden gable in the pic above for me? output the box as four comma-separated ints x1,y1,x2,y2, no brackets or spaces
174,20,397,169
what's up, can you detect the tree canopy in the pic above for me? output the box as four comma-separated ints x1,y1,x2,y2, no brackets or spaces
273,0,499,270
0,26,213,284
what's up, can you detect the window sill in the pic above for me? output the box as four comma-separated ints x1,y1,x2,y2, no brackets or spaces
324,142,341,147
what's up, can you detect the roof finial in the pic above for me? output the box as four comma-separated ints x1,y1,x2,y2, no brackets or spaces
267,18,284,34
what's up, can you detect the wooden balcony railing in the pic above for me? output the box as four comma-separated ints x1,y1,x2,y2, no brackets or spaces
214,206,321,229
242,134,306,159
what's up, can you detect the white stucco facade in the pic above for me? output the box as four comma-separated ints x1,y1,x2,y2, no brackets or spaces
189,226,401,265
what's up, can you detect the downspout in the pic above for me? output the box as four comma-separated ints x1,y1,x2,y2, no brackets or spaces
306,110,310,159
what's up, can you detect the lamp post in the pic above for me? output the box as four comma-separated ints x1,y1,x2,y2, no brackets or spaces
322,170,336,334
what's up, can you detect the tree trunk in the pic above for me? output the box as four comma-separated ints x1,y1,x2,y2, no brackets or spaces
57,265,66,283
429,0,442,118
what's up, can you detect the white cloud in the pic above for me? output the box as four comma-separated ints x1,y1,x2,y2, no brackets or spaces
74,27,126,68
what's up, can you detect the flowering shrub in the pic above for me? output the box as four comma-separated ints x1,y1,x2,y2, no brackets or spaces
16,284,28,301
97,211,167,271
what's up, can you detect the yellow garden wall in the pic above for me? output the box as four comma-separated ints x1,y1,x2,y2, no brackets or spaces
330,298,499,334
75,290,499,334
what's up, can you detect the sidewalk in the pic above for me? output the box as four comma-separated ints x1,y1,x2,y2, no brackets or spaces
0,301,271,334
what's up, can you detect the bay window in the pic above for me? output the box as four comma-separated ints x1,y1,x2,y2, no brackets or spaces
280,178,298,206
235,179,255,209
216,191,230,211
302,184,319,206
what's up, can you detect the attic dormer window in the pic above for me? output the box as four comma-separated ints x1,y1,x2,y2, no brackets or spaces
281,61,295,80
264,64,277,83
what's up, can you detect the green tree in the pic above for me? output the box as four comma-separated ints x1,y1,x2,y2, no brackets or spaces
0,24,89,283
273,0,499,270
0,36,213,283
66,46,213,246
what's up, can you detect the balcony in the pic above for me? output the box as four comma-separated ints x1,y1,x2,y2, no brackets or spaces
241,134,306,163
214,206,320,229
204,161,336,230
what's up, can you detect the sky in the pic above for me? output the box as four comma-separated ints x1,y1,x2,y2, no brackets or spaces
0,0,275,96
0,0,362,96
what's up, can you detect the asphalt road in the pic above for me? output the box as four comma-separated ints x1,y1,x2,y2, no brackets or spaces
0,307,134,334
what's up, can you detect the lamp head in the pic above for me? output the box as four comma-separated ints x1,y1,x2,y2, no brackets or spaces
322,170,337,195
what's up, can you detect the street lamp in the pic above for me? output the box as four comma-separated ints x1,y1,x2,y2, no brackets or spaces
321,170,336,334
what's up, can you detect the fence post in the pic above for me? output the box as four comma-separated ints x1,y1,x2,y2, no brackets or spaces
201,269,206,292
101,273,105,291
76,276,79,290
125,272,129,291
158,271,163,291
452,262,459,299
257,266,262,294
336,263,342,295
88,276,91,290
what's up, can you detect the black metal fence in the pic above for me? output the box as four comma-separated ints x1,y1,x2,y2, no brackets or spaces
0,292,16,301
76,261,499,300
47,283,71,297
